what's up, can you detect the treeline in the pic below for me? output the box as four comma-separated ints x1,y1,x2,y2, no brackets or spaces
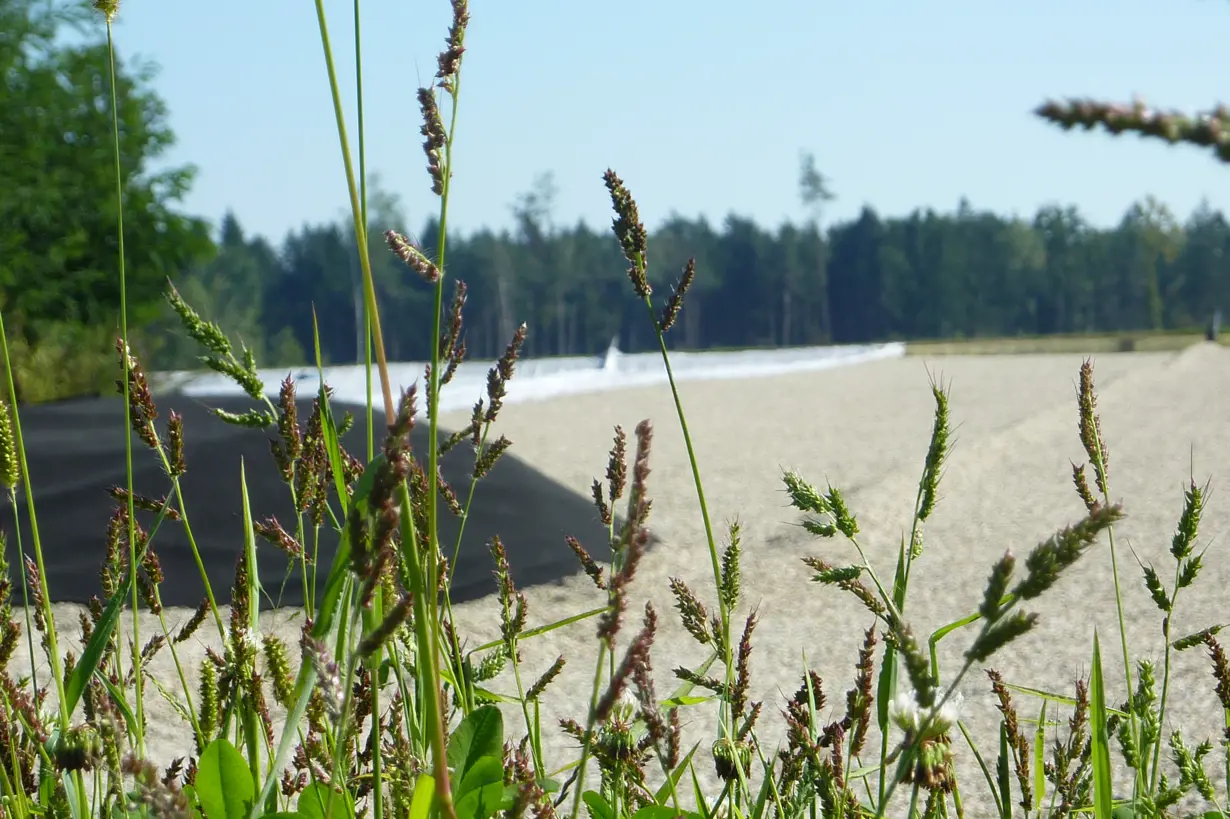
149,190,1230,370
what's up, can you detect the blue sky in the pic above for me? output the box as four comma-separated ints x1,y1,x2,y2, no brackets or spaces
110,0,1229,244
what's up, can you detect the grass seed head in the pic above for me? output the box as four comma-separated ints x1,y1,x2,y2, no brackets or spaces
1077,358,1110,495
603,170,651,297
418,89,448,195
0,398,17,491
659,257,695,332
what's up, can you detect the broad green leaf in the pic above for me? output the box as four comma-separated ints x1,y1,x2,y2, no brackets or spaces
197,739,255,819
297,782,354,819
660,695,711,708
408,775,435,819
1089,633,1114,819
257,814,303,819
447,706,503,779
453,757,504,819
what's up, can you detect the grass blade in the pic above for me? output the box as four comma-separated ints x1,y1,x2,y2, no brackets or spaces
1090,632,1115,819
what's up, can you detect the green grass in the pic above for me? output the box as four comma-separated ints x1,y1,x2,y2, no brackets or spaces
1,1,1230,818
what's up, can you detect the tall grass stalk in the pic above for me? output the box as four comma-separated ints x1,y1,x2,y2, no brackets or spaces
100,4,145,758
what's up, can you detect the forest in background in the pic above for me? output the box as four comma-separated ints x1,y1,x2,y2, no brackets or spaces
165,175,1229,371
5,0,1230,402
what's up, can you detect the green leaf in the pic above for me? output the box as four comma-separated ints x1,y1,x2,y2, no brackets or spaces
582,791,614,819
196,739,255,819
408,775,436,819
654,741,700,805
257,814,303,819
1033,701,1047,811
447,706,503,779
453,757,504,819
239,461,261,634
297,782,354,819
1089,633,1114,819
660,695,712,708
64,566,134,716
470,606,606,653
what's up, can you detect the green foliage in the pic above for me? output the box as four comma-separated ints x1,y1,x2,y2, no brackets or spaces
0,0,213,401
197,738,257,819
7,1,1230,819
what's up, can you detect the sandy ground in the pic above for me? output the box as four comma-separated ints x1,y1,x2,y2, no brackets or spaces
27,344,1230,814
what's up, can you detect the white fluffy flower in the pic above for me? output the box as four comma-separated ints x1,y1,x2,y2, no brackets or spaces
889,690,963,739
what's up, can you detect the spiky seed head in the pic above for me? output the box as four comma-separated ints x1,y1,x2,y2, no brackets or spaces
0,398,17,491
92,0,119,21
602,170,651,297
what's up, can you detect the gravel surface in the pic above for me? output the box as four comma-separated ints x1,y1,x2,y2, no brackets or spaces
27,345,1230,815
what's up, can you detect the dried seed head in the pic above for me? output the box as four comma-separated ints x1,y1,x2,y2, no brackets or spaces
174,599,209,644
566,536,605,590
731,610,758,719
166,411,185,477
1071,461,1096,513
526,655,565,702
271,377,300,482
602,170,651,297
590,479,611,526
606,425,627,506
357,593,414,658
1077,359,1109,495
473,435,511,480
254,517,306,562
435,0,470,83
669,578,712,646
115,338,159,450
846,627,877,758
386,230,441,283
440,280,468,386
659,258,695,332
595,602,657,724
0,398,17,491
485,324,527,423
122,754,190,819
418,89,448,196
917,378,951,526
